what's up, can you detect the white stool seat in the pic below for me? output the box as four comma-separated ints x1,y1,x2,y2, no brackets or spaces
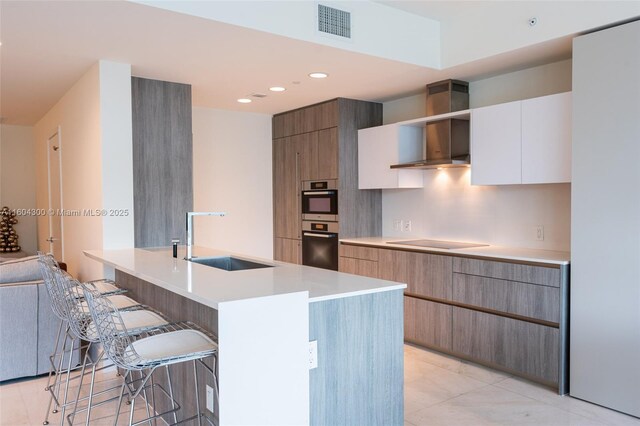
80,294,138,311
129,329,216,364
90,280,120,295
87,310,168,340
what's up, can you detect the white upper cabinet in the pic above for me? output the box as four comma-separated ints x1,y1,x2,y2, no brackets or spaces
358,124,424,189
521,92,572,184
471,100,522,185
471,92,572,186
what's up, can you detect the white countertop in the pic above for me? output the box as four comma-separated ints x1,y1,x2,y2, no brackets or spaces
84,246,406,309
340,237,570,265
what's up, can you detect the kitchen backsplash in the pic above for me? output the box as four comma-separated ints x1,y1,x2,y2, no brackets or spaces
382,168,570,251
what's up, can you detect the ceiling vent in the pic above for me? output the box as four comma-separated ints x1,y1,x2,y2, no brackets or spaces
251,93,267,98
318,4,351,39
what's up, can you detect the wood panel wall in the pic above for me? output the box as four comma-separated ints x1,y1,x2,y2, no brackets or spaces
309,289,404,426
132,77,193,248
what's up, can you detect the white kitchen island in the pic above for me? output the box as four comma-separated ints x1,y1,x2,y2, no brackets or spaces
84,246,406,426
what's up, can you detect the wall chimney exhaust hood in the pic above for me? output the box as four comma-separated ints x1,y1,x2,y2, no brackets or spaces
391,79,470,170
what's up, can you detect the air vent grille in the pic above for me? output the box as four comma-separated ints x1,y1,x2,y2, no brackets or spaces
318,4,351,38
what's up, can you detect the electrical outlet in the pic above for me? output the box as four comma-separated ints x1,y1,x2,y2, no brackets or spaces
535,225,544,241
393,219,402,232
206,385,215,413
309,340,318,369
403,220,412,232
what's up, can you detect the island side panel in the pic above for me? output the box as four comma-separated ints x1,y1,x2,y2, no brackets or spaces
218,292,309,426
115,270,218,423
309,289,404,426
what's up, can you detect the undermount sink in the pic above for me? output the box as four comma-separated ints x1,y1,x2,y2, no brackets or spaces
189,256,274,271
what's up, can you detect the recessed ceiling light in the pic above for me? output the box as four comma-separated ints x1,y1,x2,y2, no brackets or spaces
237,98,252,104
269,86,286,92
309,72,328,79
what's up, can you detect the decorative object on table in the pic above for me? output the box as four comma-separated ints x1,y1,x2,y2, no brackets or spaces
0,206,21,253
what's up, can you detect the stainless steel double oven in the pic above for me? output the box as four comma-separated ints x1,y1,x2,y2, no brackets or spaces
301,180,339,271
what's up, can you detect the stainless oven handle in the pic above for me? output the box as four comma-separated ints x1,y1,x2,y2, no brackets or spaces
302,191,335,195
303,232,336,238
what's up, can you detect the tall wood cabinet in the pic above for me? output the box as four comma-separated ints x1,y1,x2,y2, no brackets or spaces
272,99,382,263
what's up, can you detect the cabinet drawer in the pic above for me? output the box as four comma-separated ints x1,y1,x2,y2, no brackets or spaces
404,296,452,351
453,257,559,287
452,307,558,384
339,244,379,261
379,250,452,299
339,257,378,279
453,273,560,323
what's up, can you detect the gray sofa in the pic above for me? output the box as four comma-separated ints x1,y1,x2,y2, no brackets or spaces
0,255,78,381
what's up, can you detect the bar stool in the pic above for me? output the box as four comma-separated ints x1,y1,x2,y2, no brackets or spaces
36,252,142,426
49,267,171,426
81,282,219,426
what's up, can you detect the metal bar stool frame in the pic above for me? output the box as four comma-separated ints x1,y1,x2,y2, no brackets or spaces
82,283,219,426
52,268,171,426
36,252,138,426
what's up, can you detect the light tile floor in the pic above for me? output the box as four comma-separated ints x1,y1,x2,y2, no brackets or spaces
1,344,639,425
404,344,640,426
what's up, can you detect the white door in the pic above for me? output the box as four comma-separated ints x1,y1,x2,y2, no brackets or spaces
47,131,63,259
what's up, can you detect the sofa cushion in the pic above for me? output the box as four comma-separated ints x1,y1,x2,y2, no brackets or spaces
0,255,43,283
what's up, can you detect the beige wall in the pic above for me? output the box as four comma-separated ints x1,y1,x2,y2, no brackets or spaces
192,107,273,259
34,61,133,280
381,59,572,251
0,124,38,254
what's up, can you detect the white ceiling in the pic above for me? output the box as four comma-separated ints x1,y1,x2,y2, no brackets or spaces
1,1,636,126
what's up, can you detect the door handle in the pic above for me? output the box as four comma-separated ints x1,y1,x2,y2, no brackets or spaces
303,232,335,238
46,237,57,243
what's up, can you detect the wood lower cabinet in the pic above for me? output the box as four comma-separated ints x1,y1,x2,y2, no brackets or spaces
452,273,560,323
379,249,452,300
338,244,379,278
453,257,560,287
274,237,301,264
339,257,378,278
452,307,559,384
404,296,452,351
340,242,569,393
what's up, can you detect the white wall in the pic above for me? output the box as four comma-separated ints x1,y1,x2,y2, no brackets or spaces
135,0,440,68
0,125,38,254
34,61,133,279
99,61,134,250
382,60,572,251
192,107,273,259
438,1,640,68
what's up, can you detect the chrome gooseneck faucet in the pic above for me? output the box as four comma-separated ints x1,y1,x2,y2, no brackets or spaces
185,211,226,260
